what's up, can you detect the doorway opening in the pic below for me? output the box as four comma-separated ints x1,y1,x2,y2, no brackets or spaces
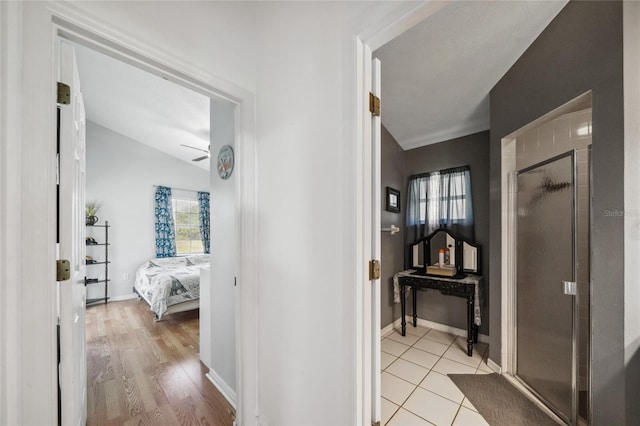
501,92,592,425
358,2,570,425
54,16,248,417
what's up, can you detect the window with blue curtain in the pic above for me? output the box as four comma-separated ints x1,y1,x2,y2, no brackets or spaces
406,166,474,243
155,186,177,257
197,191,210,254
156,186,210,256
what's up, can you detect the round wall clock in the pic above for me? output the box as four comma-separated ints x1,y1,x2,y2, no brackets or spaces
217,144,235,180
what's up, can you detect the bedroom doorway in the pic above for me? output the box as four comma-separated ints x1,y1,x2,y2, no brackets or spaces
59,22,245,419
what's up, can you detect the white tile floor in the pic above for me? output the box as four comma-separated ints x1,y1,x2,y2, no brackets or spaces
381,326,492,426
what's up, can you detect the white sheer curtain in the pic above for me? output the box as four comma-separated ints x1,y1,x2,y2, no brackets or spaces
406,166,474,244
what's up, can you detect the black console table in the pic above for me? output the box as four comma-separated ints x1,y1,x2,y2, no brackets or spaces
395,270,481,356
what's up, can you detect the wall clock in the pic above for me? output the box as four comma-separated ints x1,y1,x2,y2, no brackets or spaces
217,145,234,180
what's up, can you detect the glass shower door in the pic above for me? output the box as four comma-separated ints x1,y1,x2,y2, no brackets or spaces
516,151,577,425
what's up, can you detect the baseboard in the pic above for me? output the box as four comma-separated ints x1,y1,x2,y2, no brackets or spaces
109,293,138,302
205,369,237,410
381,321,397,338
487,357,502,374
382,316,489,344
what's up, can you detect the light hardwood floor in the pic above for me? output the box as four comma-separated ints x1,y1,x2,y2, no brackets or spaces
86,299,235,426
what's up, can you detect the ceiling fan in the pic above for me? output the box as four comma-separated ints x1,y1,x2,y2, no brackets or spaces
181,144,210,162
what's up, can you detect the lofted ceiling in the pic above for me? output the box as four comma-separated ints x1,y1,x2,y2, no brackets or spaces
73,42,211,170
374,0,568,150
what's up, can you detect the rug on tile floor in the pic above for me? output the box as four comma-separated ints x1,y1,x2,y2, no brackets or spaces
448,373,558,426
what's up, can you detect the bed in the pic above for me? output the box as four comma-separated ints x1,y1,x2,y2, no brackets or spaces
133,254,210,319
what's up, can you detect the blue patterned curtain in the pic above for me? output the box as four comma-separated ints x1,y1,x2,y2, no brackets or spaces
197,191,211,254
155,186,176,257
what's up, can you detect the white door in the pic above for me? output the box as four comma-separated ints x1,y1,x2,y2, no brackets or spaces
357,39,384,426
57,40,87,426
370,56,382,425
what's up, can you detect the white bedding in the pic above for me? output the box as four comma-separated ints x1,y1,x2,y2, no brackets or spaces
134,255,209,319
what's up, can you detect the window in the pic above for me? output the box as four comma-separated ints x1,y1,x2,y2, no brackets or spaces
172,198,203,254
407,166,474,242
419,171,469,225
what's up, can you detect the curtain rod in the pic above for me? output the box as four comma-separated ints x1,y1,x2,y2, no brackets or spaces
152,185,206,193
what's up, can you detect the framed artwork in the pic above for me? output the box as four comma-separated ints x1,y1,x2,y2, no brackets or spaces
386,187,400,213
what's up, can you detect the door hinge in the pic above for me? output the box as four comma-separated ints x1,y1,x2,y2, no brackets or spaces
56,259,71,281
369,92,380,117
57,82,70,105
372,422,381,426
369,259,381,280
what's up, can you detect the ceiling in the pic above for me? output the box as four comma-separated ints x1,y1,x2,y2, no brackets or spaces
73,42,211,170
73,1,567,162
374,0,568,150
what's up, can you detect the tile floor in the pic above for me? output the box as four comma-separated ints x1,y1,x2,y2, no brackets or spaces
381,325,492,426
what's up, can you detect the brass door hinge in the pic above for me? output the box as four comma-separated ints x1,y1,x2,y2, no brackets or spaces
57,82,70,105
369,92,380,117
57,259,71,281
369,259,381,280
372,422,381,426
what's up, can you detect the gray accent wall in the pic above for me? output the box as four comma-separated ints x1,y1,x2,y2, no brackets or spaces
380,129,490,333
404,131,490,335
489,1,625,423
381,125,406,328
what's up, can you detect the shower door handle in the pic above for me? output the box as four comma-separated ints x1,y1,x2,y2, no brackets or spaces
562,281,577,296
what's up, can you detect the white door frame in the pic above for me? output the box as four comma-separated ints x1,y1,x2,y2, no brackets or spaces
0,2,258,425
623,1,640,422
354,2,451,424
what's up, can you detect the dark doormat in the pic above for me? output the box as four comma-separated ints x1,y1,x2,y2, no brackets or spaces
448,373,560,426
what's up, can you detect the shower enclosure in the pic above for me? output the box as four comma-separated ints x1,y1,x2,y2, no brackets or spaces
516,151,578,425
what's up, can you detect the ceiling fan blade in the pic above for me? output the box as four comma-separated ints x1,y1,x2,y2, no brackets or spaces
181,144,209,154
192,155,209,162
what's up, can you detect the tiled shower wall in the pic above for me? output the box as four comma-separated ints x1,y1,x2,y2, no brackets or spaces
516,108,592,393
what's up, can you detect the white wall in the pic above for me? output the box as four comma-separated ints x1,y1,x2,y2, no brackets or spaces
207,97,237,399
85,121,209,300
252,3,410,425
67,1,258,94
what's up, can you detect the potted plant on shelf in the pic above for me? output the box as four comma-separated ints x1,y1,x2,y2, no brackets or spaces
85,200,102,226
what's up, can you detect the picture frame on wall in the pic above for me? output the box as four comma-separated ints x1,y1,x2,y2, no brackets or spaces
386,187,401,213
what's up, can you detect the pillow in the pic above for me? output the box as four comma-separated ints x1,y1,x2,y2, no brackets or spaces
149,257,188,268
186,254,210,266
